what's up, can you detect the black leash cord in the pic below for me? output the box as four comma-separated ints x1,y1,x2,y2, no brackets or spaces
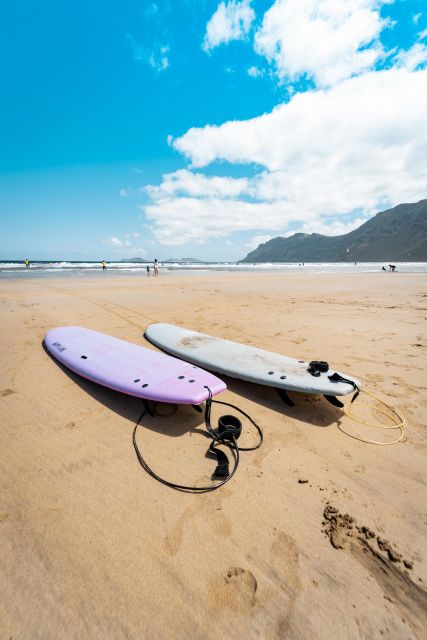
203,393,263,452
132,395,262,493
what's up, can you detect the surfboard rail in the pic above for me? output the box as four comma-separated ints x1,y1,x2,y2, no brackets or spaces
145,323,361,397
45,326,226,404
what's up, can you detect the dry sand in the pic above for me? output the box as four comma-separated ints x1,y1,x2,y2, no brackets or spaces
0,271,426,639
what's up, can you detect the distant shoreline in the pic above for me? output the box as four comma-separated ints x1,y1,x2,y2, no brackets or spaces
1,261,427,279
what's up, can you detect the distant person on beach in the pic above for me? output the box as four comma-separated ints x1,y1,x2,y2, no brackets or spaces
382,266,387,271
24,258,30,269
102,261,107,271
153,259,159,277
146,265,150,276
389,264,396,272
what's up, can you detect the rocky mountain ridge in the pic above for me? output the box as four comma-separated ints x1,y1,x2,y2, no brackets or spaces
240,199,427,263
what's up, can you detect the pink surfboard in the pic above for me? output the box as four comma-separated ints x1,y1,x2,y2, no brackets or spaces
45,326,226,404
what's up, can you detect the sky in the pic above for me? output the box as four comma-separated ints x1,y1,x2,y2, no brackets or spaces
1,0,426,261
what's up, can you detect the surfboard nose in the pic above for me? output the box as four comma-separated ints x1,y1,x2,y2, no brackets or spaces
45,325,227,405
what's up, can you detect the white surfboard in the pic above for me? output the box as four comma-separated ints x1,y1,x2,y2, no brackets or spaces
145,323,361,398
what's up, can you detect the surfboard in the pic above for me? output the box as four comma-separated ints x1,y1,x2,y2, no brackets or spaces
45,326,226,404
145,323,361,397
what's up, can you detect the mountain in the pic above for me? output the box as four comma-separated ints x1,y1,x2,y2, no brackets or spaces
239,199,427,263
119,257,146,263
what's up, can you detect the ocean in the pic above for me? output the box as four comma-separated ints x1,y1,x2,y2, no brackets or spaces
1,260,426,278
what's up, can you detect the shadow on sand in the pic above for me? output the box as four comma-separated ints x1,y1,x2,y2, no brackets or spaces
42,342,206,438
43,341,341,437
222,376,341,428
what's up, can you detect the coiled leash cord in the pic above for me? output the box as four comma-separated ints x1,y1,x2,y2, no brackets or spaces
132,387,263,493
327,371,405,445
340,388,405,445
309,364,405,445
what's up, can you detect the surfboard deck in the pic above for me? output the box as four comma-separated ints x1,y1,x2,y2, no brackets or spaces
145,323,360,397
45,326,226,404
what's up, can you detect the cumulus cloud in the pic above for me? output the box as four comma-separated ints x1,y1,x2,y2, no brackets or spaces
104,236,146,255
136,4,427,249
145,169,249,200
142,185,370,245
172,68,427,191
394,43,427,70
247,65,263,77
297,216,369,236
203,0,255,51
254,0,389,87
143,68,427,244
245,234,273,249
107,237,132,248
143,197,311,245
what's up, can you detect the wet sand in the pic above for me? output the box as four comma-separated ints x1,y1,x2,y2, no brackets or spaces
1,272,426,639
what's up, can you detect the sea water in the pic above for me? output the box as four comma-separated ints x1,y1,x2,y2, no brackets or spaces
1,260,426,278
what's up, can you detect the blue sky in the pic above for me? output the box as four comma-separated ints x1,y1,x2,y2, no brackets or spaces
1,0,426,261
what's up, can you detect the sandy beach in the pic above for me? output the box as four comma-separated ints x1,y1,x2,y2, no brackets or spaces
1,271,426,639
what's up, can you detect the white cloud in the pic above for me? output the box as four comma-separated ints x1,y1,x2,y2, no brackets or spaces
143,197,309,245
107,237,132,248
104,236,146,255
149,45,170,71
140,68,427,244
394,43,427,70
247,65,263,77
172,68,427,194
203,0,255,52
131,247,147,256
136,4,427,249
418,27,427,41
126,33,169,72
245,234,273,249
296,216,369,236
254,0,389,87
413,13,422,26
119,186,145,198
145,169,249,200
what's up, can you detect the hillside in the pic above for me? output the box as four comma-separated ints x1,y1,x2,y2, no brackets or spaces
240,199,427,262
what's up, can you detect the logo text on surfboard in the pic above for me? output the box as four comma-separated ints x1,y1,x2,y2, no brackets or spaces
52,342,66,352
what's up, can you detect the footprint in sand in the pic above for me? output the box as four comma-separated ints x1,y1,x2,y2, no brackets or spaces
215,567,258,612
1,388,16,397
270,531,301,595
269,531,301,637
226,567,257,592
